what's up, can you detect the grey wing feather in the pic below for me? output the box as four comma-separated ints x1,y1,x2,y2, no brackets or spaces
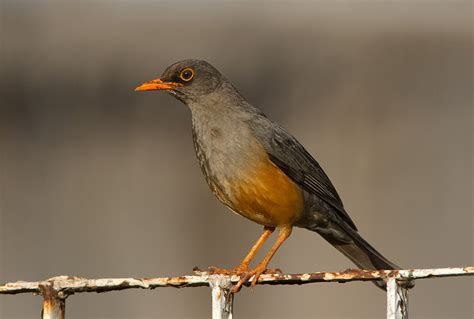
263,126,358,231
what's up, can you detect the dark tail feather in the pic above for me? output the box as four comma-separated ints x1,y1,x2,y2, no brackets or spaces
309,219,405,291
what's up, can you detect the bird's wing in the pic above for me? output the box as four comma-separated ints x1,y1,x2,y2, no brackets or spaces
263,126,358,230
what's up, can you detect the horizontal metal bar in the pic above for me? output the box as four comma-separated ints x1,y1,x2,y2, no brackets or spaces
1,266,472,296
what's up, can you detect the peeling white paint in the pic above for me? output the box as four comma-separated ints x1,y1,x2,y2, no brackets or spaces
2,267,472,295
324,273,336,280
301,273,310,281
387,278,408,319
209,275,233,319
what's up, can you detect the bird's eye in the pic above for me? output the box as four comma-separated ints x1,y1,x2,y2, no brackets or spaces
179,68,194,82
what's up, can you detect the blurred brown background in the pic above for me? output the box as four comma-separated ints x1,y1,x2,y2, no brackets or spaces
0,1,472,318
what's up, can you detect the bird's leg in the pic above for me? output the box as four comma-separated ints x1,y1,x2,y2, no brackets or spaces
231,226,292,293
233,226,275,272
208,226,275,275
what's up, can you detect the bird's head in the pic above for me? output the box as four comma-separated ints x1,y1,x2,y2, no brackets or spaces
135,59,224,103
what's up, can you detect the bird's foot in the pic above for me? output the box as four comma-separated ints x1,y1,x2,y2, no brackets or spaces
195,265,283,293
230,264,282,293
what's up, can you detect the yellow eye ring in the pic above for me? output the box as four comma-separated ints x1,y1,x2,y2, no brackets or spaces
179,67,195,82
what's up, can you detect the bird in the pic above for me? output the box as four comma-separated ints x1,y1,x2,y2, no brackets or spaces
135,59,406,293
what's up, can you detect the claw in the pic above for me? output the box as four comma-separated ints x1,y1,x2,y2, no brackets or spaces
250,268,266,287
231,272,252,293
231,264,275,293
199,265,283,293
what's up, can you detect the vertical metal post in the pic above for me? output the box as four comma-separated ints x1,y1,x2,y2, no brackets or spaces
40,283,65,319
209,275,233,319
387,278,408,319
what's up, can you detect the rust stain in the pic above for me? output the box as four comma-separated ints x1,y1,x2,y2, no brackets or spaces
39,283,65,319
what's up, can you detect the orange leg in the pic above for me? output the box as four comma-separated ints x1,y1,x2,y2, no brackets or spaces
234,226,275,271
209,226,275,274
231,226,292,293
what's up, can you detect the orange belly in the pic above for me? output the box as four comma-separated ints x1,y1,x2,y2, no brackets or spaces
228,157,304,227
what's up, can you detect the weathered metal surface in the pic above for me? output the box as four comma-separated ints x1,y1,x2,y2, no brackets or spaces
0,275,210,296
397,266,474,280
1,267,473,319
209,276,233,319
40,283,65,319
1,266,472,296
386,278,408,319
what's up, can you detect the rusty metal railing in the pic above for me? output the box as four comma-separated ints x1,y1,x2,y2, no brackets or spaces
1,266,473,319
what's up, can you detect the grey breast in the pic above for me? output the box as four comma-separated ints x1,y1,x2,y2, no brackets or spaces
189,93,264,209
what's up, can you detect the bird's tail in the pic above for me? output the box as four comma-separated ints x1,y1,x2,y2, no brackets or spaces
307,218,408,290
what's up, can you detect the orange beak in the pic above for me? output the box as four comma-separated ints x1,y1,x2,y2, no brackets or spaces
135,78,183,91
